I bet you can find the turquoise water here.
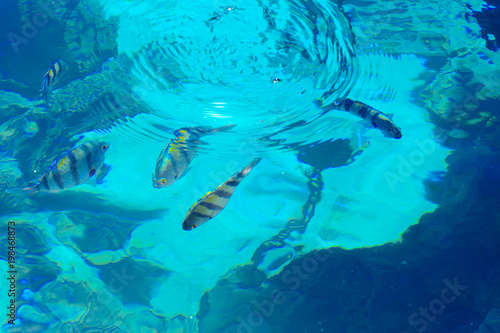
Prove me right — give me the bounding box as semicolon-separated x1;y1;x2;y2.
1;0;500;332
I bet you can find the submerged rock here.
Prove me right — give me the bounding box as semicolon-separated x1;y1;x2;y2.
87;257;171;307
423;171;446;204
476;308;500;333
197;145;500;333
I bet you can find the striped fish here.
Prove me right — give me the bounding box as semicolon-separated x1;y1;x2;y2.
182;158;261;231
152;124;236;188
9;141;109;200
41;59;68;104
335;98;402;139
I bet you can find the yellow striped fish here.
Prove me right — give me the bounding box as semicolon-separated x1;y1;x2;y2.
335;98;402;139
153;124;236;188
182;158;261;230
8;140;109;201
41;59;68;104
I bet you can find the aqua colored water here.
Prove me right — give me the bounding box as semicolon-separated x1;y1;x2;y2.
1;0;500;332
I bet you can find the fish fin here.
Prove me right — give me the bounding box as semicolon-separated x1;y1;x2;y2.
353;117;374;130
86;167;98;187
351;123;370;148
26;177;41;187
184;165;193;176
69;135;85;143
40;89;50;105
240;158;262;177
40;82;52;105
5;187;35;206
193;139;209;146
178;166;192;180
386;113;394;119
96;164;111;184
352;141;370;159
209;124;237;133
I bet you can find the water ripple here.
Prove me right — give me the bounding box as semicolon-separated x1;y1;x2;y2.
107;0;356;157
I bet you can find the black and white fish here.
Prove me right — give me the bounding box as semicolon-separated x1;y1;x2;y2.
335;98;402;139
8;140;110;201
152;124;236;188
182;158;261;231
40;59;68;104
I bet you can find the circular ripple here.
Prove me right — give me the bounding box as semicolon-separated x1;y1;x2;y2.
125;1;353;121
111;0;356;158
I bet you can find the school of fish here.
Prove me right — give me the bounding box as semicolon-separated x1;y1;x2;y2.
7;59;403;231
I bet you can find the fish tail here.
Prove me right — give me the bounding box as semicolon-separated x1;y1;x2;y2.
5;187;36;206
58;59;69;72
240;158;262;177
209;124;237;133
40;86;47;100
40;86;51;105
353;141;370;158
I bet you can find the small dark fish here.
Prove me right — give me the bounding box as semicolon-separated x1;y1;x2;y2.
335;98;402;139
206;6;238;26
40;59;68;104
152;124;236;188
182;158;261;231
8;140;109;201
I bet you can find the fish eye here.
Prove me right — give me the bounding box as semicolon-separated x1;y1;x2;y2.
192;224;197;229
101;145;108;151
161;178;166;184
